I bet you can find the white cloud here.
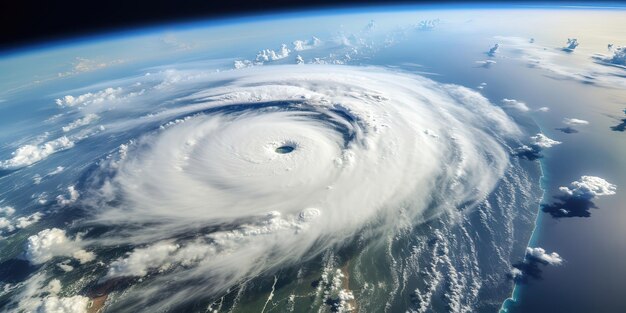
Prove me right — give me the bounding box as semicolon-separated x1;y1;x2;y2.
234;59;254;69
24;228;95;264
106;241;180;278
36;294;90;313
563;118;589;126
530;133;561;148
0;211;43;235
0;136;75;170
57;57;125;78
510;267;523;279
72;65;520;309
255;44;291;63
292;37;321;51
55;87;122;107
14;212;43;229
296;55;304;65
526;247;564;266
0;206;16;216
537;107;550;112
559;176;617;200
9;273;89;313
56;186;80;206
476;60;496;68
501;98;530;112
495;36;626;89
62;114;99;132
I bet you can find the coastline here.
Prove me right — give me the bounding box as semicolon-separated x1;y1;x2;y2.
499;126;550;313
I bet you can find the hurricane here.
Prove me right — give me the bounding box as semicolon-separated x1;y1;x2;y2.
15;65;514;311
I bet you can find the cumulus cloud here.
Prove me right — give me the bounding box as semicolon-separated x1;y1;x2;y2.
6;273;89;313
530;133;561;148
0;208;43;236
55;87;122;107
559;176;616;200
537;107;550;112
501;98;530;112
255;44;291;62
62;114;99;132
0;136;75;170
56;186;80;206
563;118;589;126
509;247;564;284
234;59;254;69
543;176;617;218
514;133;560;160
106;241;181;278
526;247;564;266
292;37;321;51
0;206;16;216
24;228;95;264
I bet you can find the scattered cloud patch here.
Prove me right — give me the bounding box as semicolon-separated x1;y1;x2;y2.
0;136;75;170
477;82;487;90
514;133;560;160
58;57;125;78
255;44;291;62
563;118;589;126
559;176;616;200
1;211;43;236
530;133;561;148
62;114;99;132
56;186;80;206
24;228;94;265
501;98;530;112
537;107;550;112
543;176;617;218
476;60;496;68
526;247;564;266
292;37;321;51
7;273;89;313
56;87;123;107
509;247;563;284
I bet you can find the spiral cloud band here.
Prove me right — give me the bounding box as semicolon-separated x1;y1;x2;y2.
80;65;521;310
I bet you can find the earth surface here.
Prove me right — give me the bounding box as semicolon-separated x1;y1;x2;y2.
0;4;625;313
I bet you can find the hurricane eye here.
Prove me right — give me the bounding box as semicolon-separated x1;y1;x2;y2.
275;145;295;154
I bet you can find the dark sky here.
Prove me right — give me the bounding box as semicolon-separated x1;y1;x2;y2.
0;1;599;51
